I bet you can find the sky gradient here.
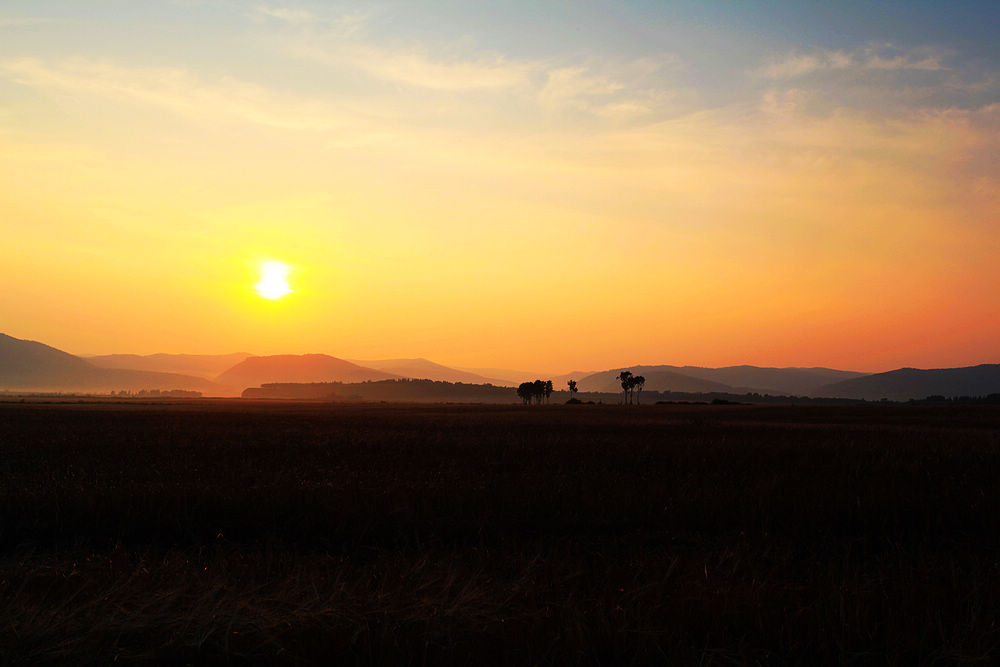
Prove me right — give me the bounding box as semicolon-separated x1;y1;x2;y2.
1;1;998;372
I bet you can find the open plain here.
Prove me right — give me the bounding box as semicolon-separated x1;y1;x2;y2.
2;399;1000;664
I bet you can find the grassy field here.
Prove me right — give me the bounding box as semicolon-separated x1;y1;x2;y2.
2;400;1000;664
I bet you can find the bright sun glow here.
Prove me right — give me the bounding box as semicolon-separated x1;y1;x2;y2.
255;261;293;300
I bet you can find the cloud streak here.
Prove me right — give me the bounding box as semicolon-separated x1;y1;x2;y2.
756;44;949;79
255;5;531;91
290;42;535;91
0;17;55;28
0;57;367;131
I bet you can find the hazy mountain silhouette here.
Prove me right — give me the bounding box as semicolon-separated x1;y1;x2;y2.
550;371;598;388
578;368;735;394
576;365;868;396
819;364;1000;401
87;352;253;378
347;358;510;385
453;366;597;388
216;354;399;388
1;333;95;387
0;333;222;393
450;367;536;384
8;332;997;401
663;365;867;395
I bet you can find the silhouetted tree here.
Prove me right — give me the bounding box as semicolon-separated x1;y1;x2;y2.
567;379;578;396
544;380;553;404
517;382;534;404
633;375;645;404
617;370;634;405
531;380;545;405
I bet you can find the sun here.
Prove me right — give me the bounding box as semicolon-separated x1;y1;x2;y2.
255;261;293;300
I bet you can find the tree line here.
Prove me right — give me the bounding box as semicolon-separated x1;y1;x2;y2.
516;380;554;404
518;374;646;405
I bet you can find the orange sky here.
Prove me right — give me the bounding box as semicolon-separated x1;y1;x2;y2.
1;3;998;373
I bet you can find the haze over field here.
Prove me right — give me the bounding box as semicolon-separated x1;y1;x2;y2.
1;2;998;374
3;332;999;401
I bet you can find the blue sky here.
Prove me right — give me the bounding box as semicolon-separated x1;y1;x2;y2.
3;2;997;114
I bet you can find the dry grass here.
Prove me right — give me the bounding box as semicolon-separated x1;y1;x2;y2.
1;401;999;664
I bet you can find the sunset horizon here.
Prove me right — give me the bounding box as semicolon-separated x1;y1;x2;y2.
64;345;1000;378
3;2;998;375
4;4;1000;662
3;325;996;377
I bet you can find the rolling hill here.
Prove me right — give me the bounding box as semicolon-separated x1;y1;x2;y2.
576;365;869;396
347;358;510;385
9;332;996;401
87;352;253;378
577;368;736;394
216;354;400;389
819;364;1000;401
664;365;868;395
0;333;223;393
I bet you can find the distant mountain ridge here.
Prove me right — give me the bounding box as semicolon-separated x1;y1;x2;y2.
575;365;868;396
0;333;222;393
577;368;734;394
820;364;1000;401
659;365;866;395
215;354;399;388
5;332;998;401
347;358;511;385
87;352;253;378
454;366;560;385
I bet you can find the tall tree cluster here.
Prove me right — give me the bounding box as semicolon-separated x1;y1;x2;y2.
616;371;646;404
517;379;554;404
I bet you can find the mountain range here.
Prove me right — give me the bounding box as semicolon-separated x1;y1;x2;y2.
1;332;998;401
86;352;253;378
347;358;510;385
215;354;399;388
575;365;867;396
819;365;1000;401
0;333;222;394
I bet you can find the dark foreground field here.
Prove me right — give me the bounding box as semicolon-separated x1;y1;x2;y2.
2;401;1000;664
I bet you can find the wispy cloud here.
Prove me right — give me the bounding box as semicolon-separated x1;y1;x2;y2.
251;5;368;34
0;57;367;131
0;16;56;28
260;6;681;105
292;41;535;91
255;6;535;91
537;63;683;122
539;67;623;110
254;6;317;25
755;44;949;79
